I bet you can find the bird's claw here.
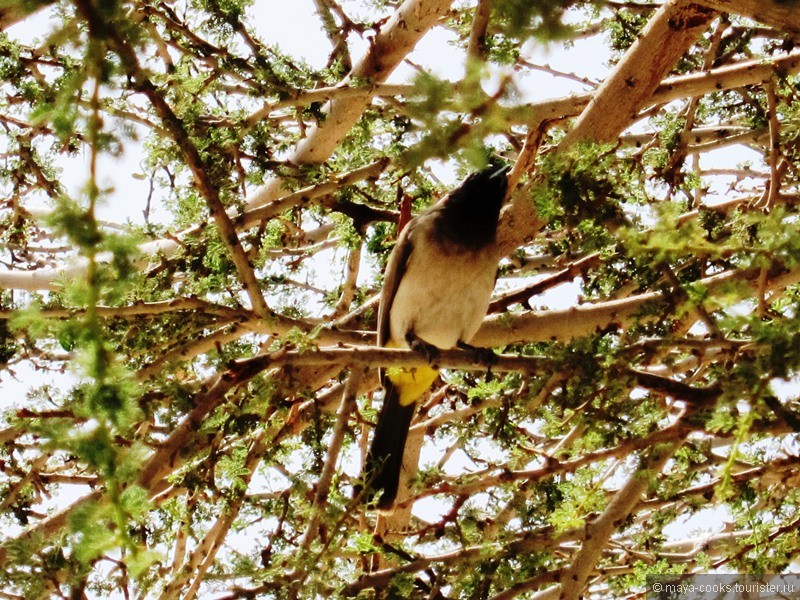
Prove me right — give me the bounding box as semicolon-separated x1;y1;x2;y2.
457;341;497;367
405;331;440;365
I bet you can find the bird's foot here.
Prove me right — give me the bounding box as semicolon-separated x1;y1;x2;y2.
405;331;440;365
457;340;498;367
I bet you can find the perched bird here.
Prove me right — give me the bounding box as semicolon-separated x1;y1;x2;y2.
360;165;509;509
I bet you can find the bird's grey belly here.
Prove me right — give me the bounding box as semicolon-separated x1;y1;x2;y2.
388;247;496;349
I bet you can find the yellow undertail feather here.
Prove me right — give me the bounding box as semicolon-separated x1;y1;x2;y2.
385;365;439;406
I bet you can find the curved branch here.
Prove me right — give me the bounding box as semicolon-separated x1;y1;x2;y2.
245;0;454;210
695;0;800;34
0;1;55;30
497;1;717;254
532;442;682;600
561;1;717;148
472;266;800;346
0;0;451;293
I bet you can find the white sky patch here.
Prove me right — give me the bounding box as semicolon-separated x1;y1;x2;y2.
2;4;797;593
251;0;335;70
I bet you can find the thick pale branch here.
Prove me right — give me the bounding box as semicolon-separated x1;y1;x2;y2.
561;0;717;148
472;265;800;346
245;84;413;125
694;0;800;34
534;442;682;600
498;0;716;253
333;242;363;317
231;345;547;374
467;0;493;60
244;0;454;210
499;50;800;127
0;1;55;29
0;297;243;321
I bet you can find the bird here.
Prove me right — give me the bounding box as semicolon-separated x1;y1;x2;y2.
359;164;509;510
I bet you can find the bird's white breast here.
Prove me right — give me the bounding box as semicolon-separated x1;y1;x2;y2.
388;223;498;350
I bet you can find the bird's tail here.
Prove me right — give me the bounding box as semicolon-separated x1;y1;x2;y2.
359;378;416;510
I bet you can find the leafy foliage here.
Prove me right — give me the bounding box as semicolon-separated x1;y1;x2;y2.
1;0;800;598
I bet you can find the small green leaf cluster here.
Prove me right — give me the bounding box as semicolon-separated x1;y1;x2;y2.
533;143;643;268
400;66;517;168
606;9;648;56
492;0;582;42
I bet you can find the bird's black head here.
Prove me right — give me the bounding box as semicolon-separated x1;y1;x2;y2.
436;165;509;249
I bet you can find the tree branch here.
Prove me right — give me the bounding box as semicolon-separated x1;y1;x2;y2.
245;0;454;209
561;1;717;147
472;265;800;346
467;0;493;61
535;442;682;600
74;0;271;319
0;1;55;30
694;0;800;34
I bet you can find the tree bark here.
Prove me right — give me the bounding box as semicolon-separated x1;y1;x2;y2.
561;0;718;148
472;266;800;346
244;0;454;209
0;1;55;30
497;0;717;255
695;0;800;34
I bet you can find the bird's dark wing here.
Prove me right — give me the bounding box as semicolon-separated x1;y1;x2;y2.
357;220;419;509
377;221;416;348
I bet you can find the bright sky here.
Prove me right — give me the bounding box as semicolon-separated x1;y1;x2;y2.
0;0;605;543
1;0;773;561
10;0;620;219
